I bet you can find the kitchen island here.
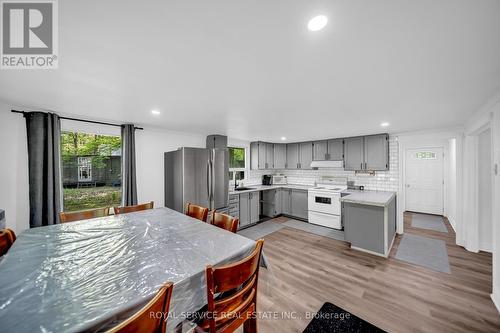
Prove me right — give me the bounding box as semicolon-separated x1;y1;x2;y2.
340;190;397;257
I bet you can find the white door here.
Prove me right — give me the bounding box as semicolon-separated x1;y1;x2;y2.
405;148;444;215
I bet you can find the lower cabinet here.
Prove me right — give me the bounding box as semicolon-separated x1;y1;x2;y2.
281;188;307;220
262;189;283;217
291;189;308;220
239;192;260;228
281;188;292;215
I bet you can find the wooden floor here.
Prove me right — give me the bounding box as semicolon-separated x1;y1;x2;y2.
250;213;500;333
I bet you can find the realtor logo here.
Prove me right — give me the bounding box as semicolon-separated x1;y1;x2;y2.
1;0;58;69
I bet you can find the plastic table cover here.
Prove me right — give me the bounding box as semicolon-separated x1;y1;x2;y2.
0;207;256;332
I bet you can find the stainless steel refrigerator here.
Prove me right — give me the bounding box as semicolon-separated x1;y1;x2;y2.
164;147;229;213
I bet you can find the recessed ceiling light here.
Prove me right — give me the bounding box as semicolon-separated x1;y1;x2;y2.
151;110;161;116
380;122;390;127
308;15;328;32
281;137;287;141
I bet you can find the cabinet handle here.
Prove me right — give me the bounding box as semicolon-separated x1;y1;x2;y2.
364;162;367;170
360;163;363;170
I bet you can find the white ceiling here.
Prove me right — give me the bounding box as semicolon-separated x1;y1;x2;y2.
1;0;500;142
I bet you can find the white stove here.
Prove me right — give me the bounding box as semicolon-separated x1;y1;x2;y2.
308;178;348;230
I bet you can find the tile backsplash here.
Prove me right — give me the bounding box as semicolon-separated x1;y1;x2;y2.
244;137;399;192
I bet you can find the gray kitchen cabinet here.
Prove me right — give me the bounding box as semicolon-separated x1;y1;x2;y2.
313;140;328;161
258;142;267;169
274;144;287;169
206;135;228;149
286;143;300;169
266;143;274;169
262;189;281;217
249;191;259;224
344;137;365;171
275;189;283;215
239;193;250;227
250;141;275;170
327;139;344;160
364;134;389;170
281;188;292;214
239;192;260;227
291;189;308;220
299;142;313;169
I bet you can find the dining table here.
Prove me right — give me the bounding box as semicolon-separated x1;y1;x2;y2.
0;207;257;332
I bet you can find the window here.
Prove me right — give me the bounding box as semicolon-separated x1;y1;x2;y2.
414;152;437;160
61;132;122;212
228;147;245;183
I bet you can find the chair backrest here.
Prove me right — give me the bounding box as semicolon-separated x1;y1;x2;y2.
0;228;16;256
210;211;239;233
114;201;154;215
107;282;173;333
204;239;264;332
185;203;209;222
59;208;110;223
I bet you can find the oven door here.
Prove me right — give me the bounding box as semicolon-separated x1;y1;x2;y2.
308;191;341;215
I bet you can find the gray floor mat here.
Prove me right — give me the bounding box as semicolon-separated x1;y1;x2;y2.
395;234;451;273
238;220;284;240
411;213;448;233
282;219;345;241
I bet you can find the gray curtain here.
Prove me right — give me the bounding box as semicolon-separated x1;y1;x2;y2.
24;112;62;228
121;124;137;206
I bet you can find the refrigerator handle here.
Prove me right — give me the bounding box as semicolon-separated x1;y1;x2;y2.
206;160;211;202
209;155;215;209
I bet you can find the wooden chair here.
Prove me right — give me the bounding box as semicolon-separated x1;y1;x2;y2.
196;239;264;333
210;211;239;233
0;228;17;256
185;203;209;222
107;282;174;333
59;207;110;223
114;201;154;215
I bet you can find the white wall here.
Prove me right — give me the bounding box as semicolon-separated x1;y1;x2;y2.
0;104;30;233
135;127;205;208
478;128;493;252
494;104;500;312
448;138;457;230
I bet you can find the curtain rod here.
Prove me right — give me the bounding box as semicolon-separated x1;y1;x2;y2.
11;110;144;130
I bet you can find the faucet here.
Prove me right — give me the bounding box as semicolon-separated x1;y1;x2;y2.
234;179;238;190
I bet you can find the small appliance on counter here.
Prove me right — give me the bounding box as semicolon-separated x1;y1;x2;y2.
262;174;272;185
272;174;287;185
347;180;364;191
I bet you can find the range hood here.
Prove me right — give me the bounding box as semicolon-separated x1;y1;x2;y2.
310;160;344;169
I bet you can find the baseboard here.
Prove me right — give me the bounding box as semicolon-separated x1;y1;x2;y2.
446;216;457;233
491;292;500;313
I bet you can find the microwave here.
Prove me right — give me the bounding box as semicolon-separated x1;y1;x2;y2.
272;175;287;185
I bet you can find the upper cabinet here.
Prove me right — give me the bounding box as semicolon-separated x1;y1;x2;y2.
274;144;287;169
250;141;275;169
286;142;312;169
313;140;328;161
364;134;389;170
327;139;344;160
286;143;300;169
251;133;388;171
344;137;365;171
344;134;389;171
299;142;313;169
313;139;344;161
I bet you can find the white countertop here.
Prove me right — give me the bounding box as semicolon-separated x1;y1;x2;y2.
229;184;312;195
340;189;396;207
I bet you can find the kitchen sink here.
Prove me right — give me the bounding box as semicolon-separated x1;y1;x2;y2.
234;187;255;191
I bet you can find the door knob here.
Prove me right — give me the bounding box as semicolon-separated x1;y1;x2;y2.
406;184;410;188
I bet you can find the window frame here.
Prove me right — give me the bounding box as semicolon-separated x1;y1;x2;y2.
228;146;246;185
